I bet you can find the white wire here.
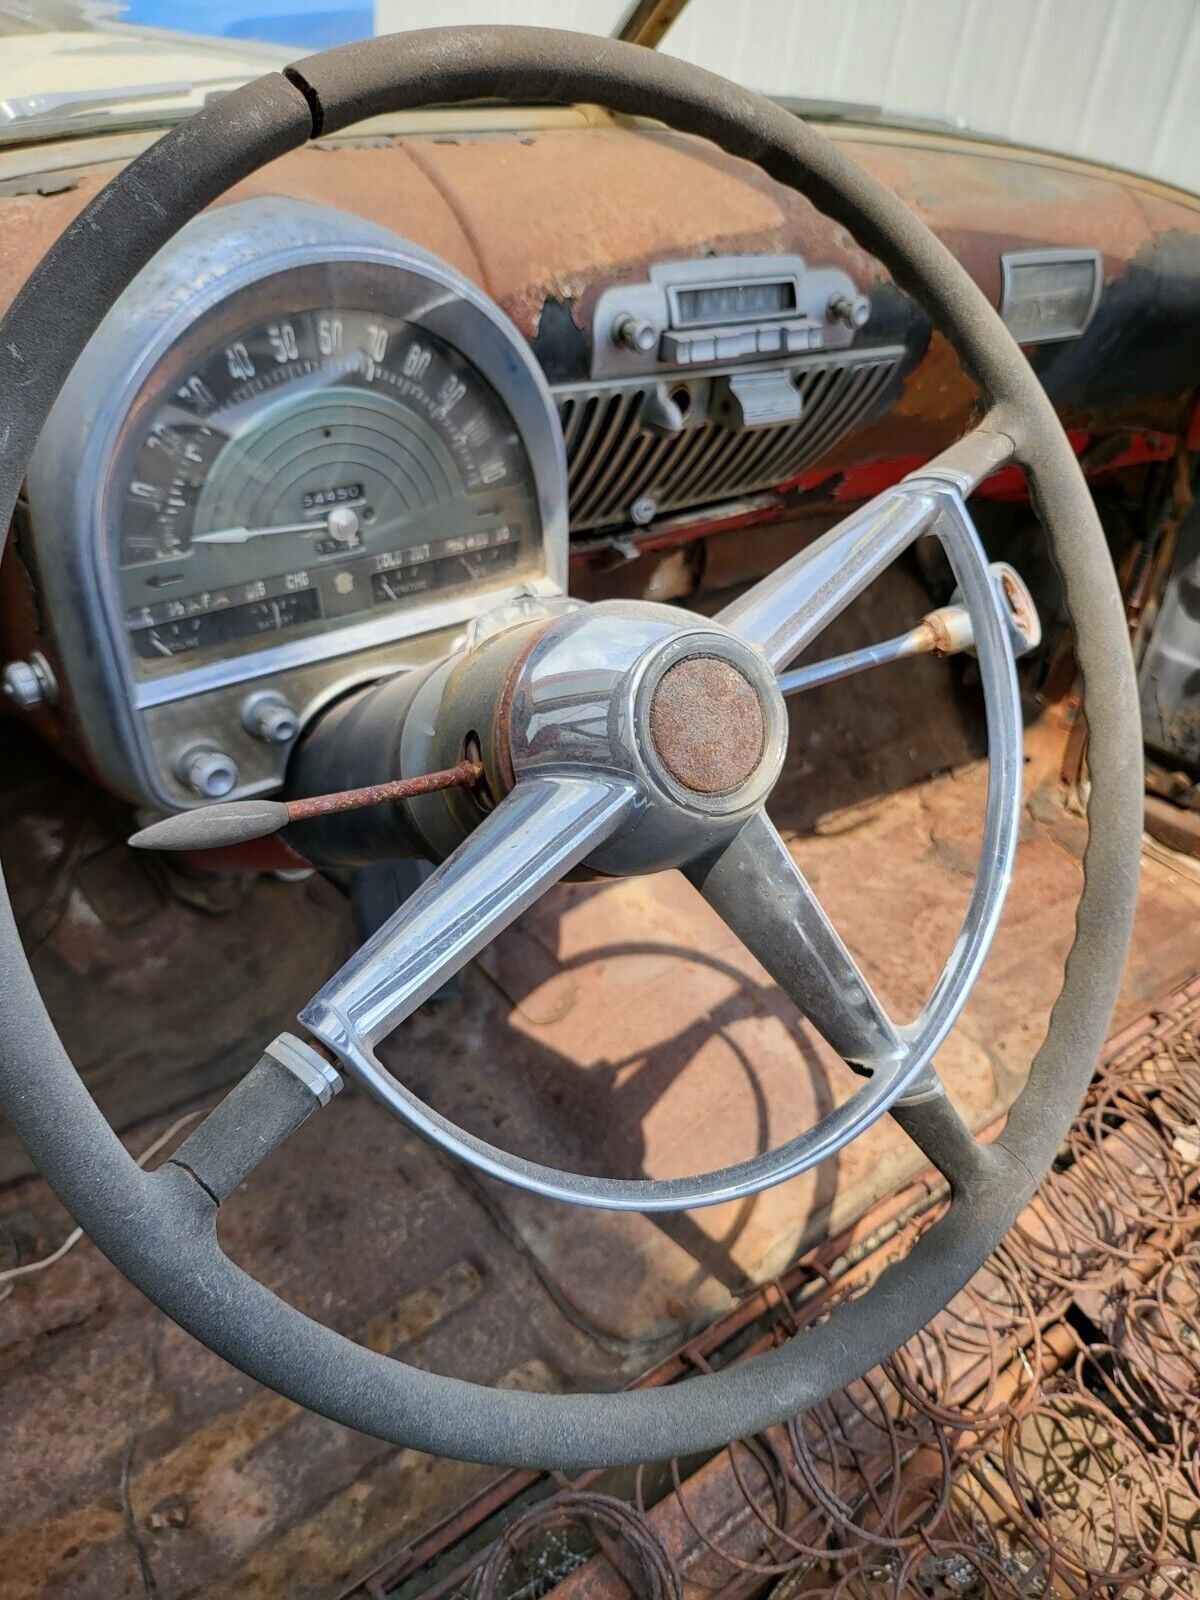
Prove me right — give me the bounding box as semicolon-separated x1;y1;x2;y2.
0;1104;210;1302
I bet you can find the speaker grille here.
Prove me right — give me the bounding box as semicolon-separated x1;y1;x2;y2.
556;349;903;534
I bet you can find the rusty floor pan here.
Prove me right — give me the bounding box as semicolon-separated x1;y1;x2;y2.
1;758;1197;1599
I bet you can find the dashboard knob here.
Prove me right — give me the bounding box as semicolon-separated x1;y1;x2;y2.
612;312;658;354
1;651;57;712
242;691;300;745
179;748;239;799
827;292;870;330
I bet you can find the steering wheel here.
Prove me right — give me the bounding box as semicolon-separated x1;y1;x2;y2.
0;27;1141;1470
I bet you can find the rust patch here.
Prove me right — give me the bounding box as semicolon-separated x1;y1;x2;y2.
999;564;1039;645
1144;793;1200;860
649;656;764;794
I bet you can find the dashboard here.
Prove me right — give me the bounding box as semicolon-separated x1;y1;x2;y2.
2;116;1199;813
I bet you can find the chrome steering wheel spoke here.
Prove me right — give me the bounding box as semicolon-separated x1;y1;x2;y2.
301;773;636;1055
716;481;941;671
717;425;1016;670
687;808;904;1070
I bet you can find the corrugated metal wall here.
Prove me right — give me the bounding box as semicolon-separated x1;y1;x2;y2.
660;0;1200;194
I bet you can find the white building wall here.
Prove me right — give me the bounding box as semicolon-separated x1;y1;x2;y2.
375;2;628;40
660;0;1200;195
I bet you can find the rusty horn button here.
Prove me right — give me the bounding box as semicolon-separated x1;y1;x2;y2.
648;655;766;795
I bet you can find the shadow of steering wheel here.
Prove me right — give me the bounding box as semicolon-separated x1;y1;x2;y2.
395;910;849;1300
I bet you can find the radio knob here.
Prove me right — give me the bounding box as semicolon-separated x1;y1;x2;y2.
828;292;870;330
612;312;658;354
179;748;239;799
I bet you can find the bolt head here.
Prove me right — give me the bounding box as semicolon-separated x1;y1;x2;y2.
2;660;43;712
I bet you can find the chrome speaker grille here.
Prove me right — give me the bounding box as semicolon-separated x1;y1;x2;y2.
555;348;904;534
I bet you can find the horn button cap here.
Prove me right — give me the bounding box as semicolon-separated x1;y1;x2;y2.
649;655;765;795
501;601;787;875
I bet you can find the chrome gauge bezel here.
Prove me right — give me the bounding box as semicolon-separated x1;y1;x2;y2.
27;197;568;808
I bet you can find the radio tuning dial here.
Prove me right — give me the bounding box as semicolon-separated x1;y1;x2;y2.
828;292;870;330
612;312;658;354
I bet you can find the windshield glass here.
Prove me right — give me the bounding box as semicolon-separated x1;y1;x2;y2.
0;1;628;145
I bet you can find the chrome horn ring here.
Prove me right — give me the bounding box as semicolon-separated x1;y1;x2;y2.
300;439;1023;1211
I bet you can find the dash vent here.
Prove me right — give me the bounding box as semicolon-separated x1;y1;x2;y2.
555;348;903;534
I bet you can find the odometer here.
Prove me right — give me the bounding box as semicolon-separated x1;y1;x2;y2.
114;281;541;674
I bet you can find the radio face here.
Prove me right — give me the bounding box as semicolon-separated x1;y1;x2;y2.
590;254;869;381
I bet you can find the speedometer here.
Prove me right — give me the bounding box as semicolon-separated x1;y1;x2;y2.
27;199;567;809
119;290;537;674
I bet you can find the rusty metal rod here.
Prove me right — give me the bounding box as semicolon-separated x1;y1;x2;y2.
284;759;484;820
128;760;484;853
777;608;974;697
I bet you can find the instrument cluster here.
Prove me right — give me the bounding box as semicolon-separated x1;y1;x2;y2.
26;198;567;808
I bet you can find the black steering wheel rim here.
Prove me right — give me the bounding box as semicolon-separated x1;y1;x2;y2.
0;26;1141;1470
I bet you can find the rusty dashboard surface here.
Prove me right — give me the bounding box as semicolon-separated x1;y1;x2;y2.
2;116;1199;454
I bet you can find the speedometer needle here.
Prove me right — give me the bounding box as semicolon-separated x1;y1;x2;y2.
191;506;362;545
191;520;315;545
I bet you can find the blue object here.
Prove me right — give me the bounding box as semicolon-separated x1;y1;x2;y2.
120;0;374;50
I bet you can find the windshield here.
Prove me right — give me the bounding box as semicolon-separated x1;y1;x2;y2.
3;0;1197;197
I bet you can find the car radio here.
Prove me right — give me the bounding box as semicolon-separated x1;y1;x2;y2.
591;253;869;380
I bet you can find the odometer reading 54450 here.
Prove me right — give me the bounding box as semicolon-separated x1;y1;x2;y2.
114;287;540;674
